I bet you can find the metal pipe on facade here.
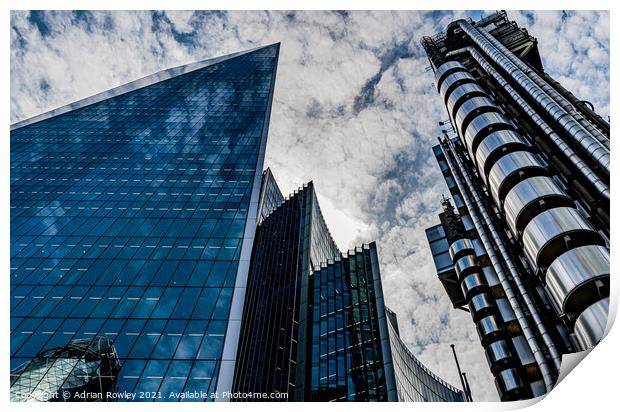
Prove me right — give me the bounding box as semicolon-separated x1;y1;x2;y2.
439;137;557;392
451;20;610;176
444;47;609;201
445;135;563;374
476;28;610;148
539;72;610;137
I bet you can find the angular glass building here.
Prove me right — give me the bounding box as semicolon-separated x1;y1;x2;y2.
10;44;280;401
421;11;610;400
233;176;465;402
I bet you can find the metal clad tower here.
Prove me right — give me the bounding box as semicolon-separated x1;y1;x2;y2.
422;11;609;400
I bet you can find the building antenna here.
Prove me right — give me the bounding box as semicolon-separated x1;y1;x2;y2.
450;344;471;401
462;372;474;402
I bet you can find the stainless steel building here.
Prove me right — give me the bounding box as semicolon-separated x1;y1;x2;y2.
422;11;609;400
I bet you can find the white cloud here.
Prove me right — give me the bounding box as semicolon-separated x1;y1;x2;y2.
164;10;195;33
512;10;610;117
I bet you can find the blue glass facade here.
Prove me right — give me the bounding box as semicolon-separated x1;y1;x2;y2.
10;44;280;401
309;243;397;401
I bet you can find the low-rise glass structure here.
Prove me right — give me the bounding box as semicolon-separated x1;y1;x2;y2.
10;336;120;402
385;308;465;402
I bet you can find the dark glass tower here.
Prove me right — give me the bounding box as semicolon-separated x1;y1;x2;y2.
233;181;341;400
422;11;609;400
10;44;280;401
234;176;465;402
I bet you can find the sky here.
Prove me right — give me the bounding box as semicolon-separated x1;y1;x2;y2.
10;10;610;401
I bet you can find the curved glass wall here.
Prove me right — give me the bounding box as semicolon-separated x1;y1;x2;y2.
385;309;465;402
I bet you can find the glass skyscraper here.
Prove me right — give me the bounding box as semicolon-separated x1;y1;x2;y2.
233;175;465;402
422;11;609;400
256;168;284;225
10;44;280;401
11;35;470;403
